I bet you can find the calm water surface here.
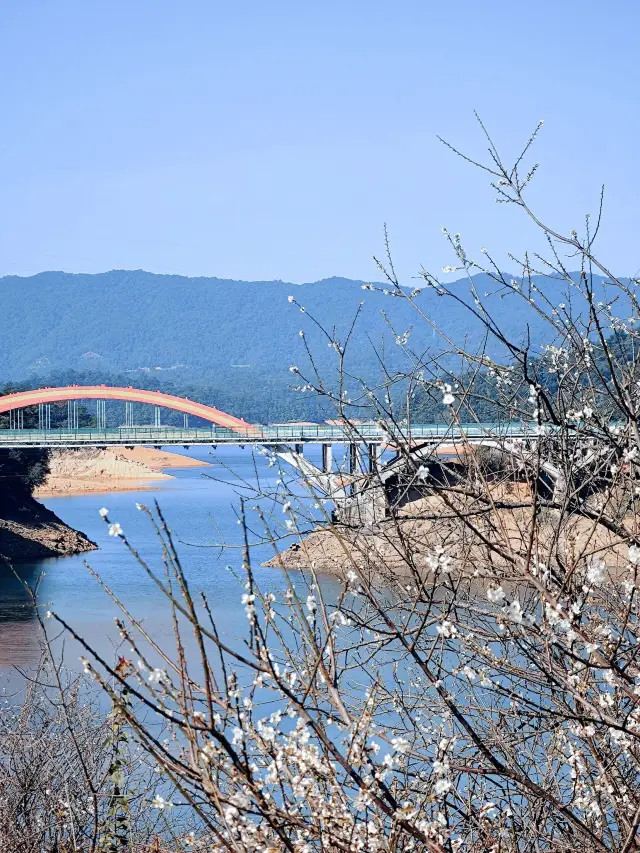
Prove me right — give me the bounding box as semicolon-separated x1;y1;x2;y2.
0;445;342;675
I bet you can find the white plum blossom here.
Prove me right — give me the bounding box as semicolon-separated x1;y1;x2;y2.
487;585;506;605
98;507;109;517
287;295;295;303
586;557;606;586
504;600;523;624
108;523;123;537
151;795;173;810
391;736;409;754
432;758;449;775
629;545;640;565
425;545;452;574
442;384;455;406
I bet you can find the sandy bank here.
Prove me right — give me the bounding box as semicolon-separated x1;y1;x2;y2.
115;446;210;470
34;447;208;498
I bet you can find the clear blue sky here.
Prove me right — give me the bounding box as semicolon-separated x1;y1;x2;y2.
1;0;638;283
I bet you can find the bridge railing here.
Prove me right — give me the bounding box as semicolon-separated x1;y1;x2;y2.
0;422;544;446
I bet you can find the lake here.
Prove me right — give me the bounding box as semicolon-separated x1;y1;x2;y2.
0;445;344;676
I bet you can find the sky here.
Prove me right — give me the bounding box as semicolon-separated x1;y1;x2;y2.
1;0;639;284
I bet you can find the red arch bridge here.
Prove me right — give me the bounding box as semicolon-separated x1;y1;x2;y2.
0;385;533;481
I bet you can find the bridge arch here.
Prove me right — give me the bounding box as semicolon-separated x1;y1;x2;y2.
0;386;253;433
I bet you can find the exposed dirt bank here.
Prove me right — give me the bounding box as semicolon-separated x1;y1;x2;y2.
0;495;96;561
34;447;208;498
115;447;210;470
263;484;631;579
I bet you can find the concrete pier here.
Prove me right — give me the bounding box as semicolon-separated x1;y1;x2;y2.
321;443;333;473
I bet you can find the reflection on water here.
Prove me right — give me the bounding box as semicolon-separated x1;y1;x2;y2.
0;560;42;669
0;559;39;622
0;445;339;675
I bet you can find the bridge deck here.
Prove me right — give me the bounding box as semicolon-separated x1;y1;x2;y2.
0;424;537;449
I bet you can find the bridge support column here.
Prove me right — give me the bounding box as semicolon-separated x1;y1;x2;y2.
368;442;382;473
154;406;161;427
183;413;189;428
321;443;333;473
348;443;363;474
294;443;304;456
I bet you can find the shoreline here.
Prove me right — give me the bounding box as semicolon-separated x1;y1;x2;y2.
35;478;170;499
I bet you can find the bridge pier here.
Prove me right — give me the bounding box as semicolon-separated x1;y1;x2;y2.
154;406;161;427
321;443;333;473
348;443;364;474
368;442;382;473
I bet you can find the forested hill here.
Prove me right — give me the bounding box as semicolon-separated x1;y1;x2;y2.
0;269;612;390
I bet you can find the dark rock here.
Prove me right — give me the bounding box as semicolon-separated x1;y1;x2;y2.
0;496;96;561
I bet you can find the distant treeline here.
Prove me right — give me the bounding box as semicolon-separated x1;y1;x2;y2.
1;328;632;432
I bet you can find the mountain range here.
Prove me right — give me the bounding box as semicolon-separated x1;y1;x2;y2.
0;269;617;421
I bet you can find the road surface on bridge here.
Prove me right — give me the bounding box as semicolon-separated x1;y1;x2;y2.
0;423;538;449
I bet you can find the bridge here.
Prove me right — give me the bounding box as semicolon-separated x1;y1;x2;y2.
0;382;542;504
0;385;549;522
0;386;535;450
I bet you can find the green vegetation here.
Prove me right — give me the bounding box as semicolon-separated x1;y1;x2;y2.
0;270;620;401
0;448;49;507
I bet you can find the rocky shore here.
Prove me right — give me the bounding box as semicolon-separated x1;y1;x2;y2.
0;495;96;561
0;447;209;561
